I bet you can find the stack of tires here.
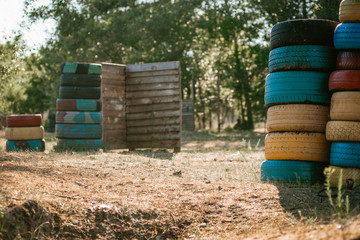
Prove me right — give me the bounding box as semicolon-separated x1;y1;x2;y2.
262;19;338;183
326;0;360;189
55;63;103;150
5;114;45;152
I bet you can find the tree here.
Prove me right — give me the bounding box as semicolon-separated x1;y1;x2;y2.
0;36;28;114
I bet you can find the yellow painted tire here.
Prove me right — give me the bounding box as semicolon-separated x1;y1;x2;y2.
5;126;44;140
330;92;360;121
326;120;360;142
339;0;360;23
324;166;360;189
265;132;330;162
266;104;329;133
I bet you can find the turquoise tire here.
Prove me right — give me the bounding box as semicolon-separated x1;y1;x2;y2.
261;160;326;183
265;71;330;107
330;142;360;168
269;45;335;73
334;23;360;50
6;139;45;152
55;124;102;139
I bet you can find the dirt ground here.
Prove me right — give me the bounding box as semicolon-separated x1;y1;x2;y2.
1;129;360;240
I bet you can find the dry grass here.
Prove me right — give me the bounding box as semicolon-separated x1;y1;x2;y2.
1;129;360;239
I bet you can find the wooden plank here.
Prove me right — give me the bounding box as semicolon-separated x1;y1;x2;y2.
102;73;126;81
127;70;179;78
104;130;127;138
102;110;126;117
102;87;126;93
126;83;179;92
126;61;179;73
101;63;126;73
103;116;126;124
102;90;127;98
126;96;180;106
101;80;126;87
102;103;126;111
102;97;126;103
127;103;180;113
103;124;126;130
126;117;180;127
126;75;179;85
127;140;180;149
127;125;180;134
127;110;180;120
126;89;180;99
127;133;180;142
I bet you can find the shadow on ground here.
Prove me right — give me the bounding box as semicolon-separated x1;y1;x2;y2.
276;183;360;222
119;149;175;160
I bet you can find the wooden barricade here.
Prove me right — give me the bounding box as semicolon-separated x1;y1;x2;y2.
126;61;182;152
101;63;127;149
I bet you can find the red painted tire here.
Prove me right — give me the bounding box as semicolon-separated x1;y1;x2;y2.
329;70;360;91
6;114;42;127
337;51;360;70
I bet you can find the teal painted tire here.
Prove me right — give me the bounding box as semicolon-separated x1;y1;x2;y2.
56;139;102;150
261;160;326;183
60;74;101;87
61;62;102;75
56;99;101;111
330;142;360;168
56;111;102;124
334;23;360;49
265;71;330;107
269;45;335;73
55;124;102;139
6;139;45;152
59;86;101;99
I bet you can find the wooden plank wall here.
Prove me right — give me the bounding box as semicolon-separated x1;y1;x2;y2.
182;99;195;131
126;61;182;151
101;63;127;149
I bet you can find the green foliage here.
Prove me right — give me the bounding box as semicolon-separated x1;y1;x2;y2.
325;168;350;222
15;0;341;129
0;36;28;114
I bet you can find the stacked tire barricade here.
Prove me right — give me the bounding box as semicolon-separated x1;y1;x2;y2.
5;114;45;152
55;63;103;150
325;0;360;188
262;19;338;183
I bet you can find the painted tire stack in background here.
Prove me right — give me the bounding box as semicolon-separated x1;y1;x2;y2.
55;63;103;150
262;19;338;183
5;114;45;151
326;0;360;189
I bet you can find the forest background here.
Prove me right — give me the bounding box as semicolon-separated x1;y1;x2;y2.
0;0;341;131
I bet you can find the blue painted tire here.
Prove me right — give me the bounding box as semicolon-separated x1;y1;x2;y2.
261;160;326;183
334;23;360;49
330;142;360;168
265;71;330;106
6;139;45;152
56;99;101;111
61;62;102;75
56;111;102;124
269;45;335;73
57;139;102;150
55;124;102;139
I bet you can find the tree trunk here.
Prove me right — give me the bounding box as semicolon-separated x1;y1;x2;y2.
217;72;221;132
243;79;254;130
